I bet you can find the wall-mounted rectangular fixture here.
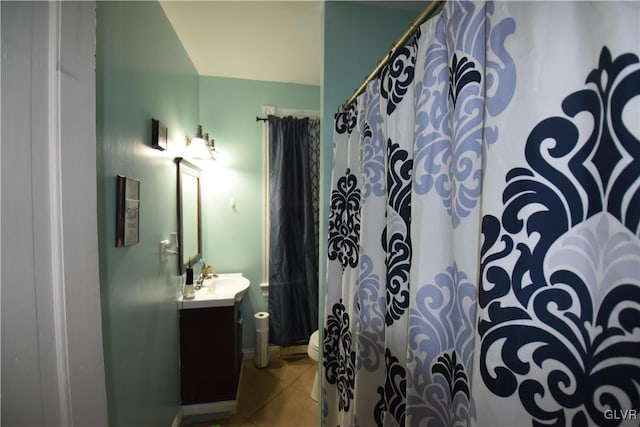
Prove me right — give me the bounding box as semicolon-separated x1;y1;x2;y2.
151;119;168;150
115;175;140;247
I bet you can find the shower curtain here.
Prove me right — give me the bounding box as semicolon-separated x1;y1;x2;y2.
324;1;639;426
268;115;320;346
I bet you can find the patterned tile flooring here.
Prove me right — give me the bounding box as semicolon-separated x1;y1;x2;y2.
185;354;319;427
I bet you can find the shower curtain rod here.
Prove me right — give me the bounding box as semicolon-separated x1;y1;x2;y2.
342;0;444;111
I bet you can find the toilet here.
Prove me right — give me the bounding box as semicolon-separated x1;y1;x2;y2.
307;330;320;401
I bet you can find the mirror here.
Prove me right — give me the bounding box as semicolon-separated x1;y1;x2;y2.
176;157;202;274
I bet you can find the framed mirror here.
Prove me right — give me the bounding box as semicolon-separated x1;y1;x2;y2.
176;157;202;274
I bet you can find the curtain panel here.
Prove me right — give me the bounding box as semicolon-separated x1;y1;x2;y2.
268;115;320;346
324;1;639;426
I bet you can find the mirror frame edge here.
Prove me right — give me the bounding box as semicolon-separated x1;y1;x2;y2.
175;156;202;275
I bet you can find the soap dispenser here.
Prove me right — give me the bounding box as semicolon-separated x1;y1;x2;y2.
183;262;195;300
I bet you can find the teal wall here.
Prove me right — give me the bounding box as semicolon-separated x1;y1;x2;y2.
319;1;418;329
199;76;320;351
96;2;198;426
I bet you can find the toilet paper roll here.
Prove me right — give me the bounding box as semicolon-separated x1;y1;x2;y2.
254;312;270;368
254;311;269;331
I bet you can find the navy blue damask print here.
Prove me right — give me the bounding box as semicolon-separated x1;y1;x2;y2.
448;54;481;107
381;46;416;115
324;300;356;412
374;388;386;427
384;138;412;326
411;26;422;50
374;348;407;427
328;169;362;270
432;351;470;401
479;47;640;426
335;102;357;135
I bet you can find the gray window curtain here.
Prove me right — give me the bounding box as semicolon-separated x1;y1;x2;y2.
268;115;320;346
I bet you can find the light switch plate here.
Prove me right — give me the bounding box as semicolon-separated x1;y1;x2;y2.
160;240;170;262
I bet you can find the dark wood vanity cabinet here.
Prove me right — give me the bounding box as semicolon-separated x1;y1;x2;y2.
179;304;243;405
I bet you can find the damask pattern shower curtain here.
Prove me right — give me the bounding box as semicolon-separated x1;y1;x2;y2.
324;1;639;426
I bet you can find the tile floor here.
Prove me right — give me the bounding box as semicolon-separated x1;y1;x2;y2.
185;353;319;427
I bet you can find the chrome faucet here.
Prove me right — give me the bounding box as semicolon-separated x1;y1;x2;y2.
194;273;206;290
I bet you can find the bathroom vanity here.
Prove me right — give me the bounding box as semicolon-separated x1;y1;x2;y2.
178;274;250;416
179;303;243;404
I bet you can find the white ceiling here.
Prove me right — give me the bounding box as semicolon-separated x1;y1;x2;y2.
160;1;428;86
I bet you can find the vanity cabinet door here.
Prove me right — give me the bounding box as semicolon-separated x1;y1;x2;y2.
179;306;239;404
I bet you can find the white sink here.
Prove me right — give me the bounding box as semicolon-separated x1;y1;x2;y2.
179;273;250;309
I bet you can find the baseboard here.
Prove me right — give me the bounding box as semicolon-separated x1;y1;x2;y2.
182;400;237;418
171;407;182;427
279;344;308;358
242;345;280;360
242;344;309;359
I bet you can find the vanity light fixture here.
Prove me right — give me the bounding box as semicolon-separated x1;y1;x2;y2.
207;135;221;160
204;132;221;161
186;125;216;161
